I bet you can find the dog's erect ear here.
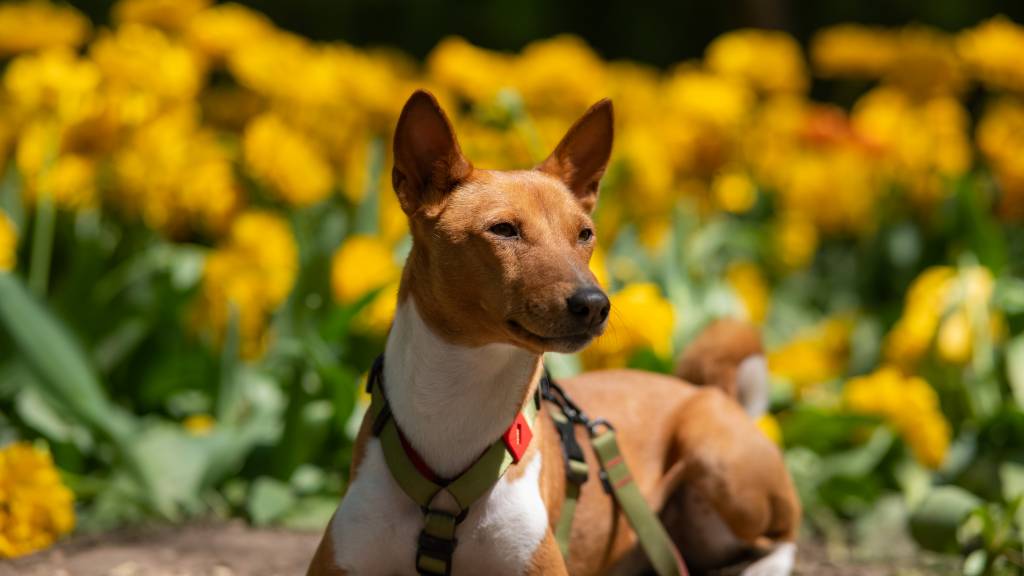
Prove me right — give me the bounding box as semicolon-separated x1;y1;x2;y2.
392;90;473;215
537;99;614;213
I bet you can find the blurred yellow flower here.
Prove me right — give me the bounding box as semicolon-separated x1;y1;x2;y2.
844;366;951;469
330;235;400;306
90;24;204;126
705;29;807;94
113;110;241;236
243;113;334;207
353;280;400;336
756;414;782;445
427;37;514;103
852;87;970;210
712;169;757;213
583;282;674;369
4;48;101;125
774;212;818;270
515;35;607;116
885;266;1002;367
768;315;853;394
957;16;1024;93
15;120;97;209
113;0;211;32
0;211;16;272
182;414;215;436
589;244;610;289
812;24;964;98
0;1;91;56
726;261;770;324
977;98;1024;221
194;211;298;358
811;24;897;79
0;442;75;558
186;3;275;62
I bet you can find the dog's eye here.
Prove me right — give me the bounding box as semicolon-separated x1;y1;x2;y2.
489;222;519;238
578;228;594;242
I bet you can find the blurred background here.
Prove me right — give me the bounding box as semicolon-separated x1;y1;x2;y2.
0;0;1023;573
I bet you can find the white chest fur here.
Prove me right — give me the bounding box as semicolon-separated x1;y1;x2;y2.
327;300;549;575
329;439;547;575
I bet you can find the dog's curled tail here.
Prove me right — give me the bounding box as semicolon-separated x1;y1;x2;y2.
675;319;770;417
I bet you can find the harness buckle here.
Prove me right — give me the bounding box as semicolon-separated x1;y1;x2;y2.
418;530;458;558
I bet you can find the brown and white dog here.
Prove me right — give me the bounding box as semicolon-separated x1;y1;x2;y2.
308;91;800;576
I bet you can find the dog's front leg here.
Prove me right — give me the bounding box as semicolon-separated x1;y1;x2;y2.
525;531;569;576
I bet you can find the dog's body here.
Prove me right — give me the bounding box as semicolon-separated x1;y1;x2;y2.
309;92;800;575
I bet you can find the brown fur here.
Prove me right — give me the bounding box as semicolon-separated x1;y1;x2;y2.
676;319;764;398
309;91;800;576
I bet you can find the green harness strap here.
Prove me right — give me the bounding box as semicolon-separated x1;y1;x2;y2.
590;425;686;576
544;378;688;576
368;359;540;576
368;356;685;576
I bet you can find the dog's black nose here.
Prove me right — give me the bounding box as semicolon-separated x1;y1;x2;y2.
567;287;610;325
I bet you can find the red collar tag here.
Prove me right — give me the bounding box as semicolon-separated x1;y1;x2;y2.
503;412;533;463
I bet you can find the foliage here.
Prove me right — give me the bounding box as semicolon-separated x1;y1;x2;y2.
0;0;1023;569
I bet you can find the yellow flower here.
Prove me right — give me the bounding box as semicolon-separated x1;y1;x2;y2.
113;110;241;236
0;1;91;56
4;48;101;126
774;213;818;270
884;266;1001;368
194;211;298;358
0;211;17;272
705;29;808;94
90;24;203;126
514;36;607;116
757;414;782;445
353;280;400;336
957;16;1024;93
0;442;75;558
15;120;97;210
852;87;970;210
768;316;853;394
843;367;951;469
427;37;514;103
812;24;964;98
113;0;211;31
182;414;215;436
583;283;674;369
243;113;334;207
726;262;770;324
712;169;757;214
977;98;1024;221
330;235;400;306
589;244;610;289
186;3;275;62
811;24;898;79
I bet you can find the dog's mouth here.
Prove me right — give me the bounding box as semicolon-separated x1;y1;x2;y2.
506;319;600;353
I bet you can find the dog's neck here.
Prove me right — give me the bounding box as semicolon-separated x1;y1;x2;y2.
382;298;542;478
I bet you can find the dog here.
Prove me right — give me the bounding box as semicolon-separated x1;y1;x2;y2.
308;90;800;575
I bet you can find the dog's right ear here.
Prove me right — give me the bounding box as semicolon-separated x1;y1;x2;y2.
392;90;473;215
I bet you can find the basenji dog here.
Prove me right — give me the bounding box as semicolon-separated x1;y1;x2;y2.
308;90;800;576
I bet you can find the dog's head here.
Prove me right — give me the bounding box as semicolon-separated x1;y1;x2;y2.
393;90;613;354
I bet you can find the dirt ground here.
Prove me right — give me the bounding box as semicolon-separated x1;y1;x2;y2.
2;522;953;576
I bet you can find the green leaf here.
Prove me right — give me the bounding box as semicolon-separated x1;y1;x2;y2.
0;274;135;441
279;495;338;531
0;274;169;514
1007;336;1024;411
910;486;983;553
248;477;296;526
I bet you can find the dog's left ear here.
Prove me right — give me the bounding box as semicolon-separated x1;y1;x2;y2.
537;99;614;213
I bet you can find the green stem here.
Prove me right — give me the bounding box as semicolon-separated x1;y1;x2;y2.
28;192;55;296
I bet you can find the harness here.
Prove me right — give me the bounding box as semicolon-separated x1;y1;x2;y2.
366;356;688;576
